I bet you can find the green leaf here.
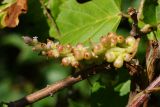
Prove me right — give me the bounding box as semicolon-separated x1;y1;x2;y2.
91;81;128;107
48;0;66;19
50;0;121;45
0;0;16;28
43;0;66;39
1;0;15;4
143;0;157;25
69;99;86;107
144;0;160;40
114;80;130;96
156;4;160;23
156;1;160;40
0;11;6;28
91;82;105;93
115;0;121;9
121;0;141;12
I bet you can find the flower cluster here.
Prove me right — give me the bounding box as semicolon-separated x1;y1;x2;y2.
23;32;136;68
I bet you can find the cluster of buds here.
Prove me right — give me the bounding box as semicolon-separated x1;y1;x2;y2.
23;32;137;68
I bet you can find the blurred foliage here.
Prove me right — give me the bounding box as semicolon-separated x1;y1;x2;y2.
0;0;160;107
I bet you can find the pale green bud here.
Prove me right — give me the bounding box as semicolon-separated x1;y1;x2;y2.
125;46;134;53
105;51;116;62
108;47;125;53
113;55;124;68
123;53;131;62
117;35;124;44
125;36;135;46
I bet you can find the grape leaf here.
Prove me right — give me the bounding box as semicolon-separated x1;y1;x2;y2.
50;0;121;45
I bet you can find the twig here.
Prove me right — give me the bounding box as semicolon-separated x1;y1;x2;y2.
128;7;140;38
128;75;160;107
39;0;61;39
127;7;149;107
6;63;112;107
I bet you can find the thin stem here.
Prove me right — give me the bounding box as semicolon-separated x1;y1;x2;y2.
7;63;112;107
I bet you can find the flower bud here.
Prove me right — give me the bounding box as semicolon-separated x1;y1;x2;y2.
117;35;124;44
91;52;98;58
58;45;72;56
105;51;116;62
125;46;134;53
33;36;38;44
57;45;64;52
100;36;110;47
93;43;105;55
71;60;79;68
76;43;84;50
113;55;124;68
84;51;92;60
108;47;125;53
125;36;135;46
110;36;117;47
107;32;117;38
46;39;54;49
47;49;59;58
123;53;131;62
73;50;84;60
32;44;44;51
22;36;33;45
62;57;71;66
41;51;46;55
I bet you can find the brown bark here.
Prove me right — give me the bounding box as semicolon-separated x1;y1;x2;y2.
7;63;112;107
